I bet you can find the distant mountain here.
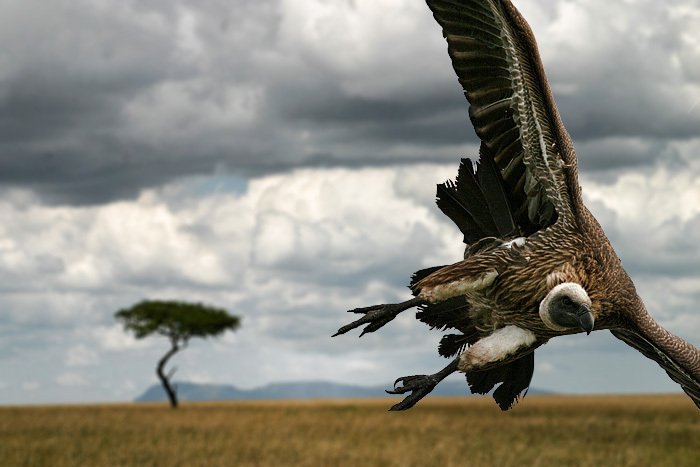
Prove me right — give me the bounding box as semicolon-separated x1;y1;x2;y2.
135;380;552;402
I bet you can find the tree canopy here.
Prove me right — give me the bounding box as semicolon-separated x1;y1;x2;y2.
115;300;240;344
115;300;241;408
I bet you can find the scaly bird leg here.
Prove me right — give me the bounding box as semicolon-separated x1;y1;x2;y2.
386;358;459;411
332;297;424;337
387;326;539;411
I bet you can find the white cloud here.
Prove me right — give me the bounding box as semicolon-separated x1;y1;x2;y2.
535;361;557;375
179;370;213;385
583;168;700;278
277;0;448;98
583;167;700;225
22;382;40;391
88;325;152;352
0;0;699;404
56;372;88;387
65;345;99;368
517;0;700;141
1;159;698;403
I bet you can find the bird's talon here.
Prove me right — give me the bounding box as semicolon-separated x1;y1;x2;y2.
334;298;422;337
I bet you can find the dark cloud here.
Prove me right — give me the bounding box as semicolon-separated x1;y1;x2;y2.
619;214;700;278
1;0;697;205
575;138;680;173
1;1;698;405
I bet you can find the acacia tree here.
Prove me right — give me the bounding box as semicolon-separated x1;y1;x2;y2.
115;300;240;409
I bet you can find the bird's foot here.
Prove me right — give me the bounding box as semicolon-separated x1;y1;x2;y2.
385;359;459;411
386;374;439;411
332;297;422;337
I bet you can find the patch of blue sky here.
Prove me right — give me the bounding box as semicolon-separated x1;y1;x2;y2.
186;173;249;197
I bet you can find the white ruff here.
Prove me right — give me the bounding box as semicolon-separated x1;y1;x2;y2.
539;282;591;331
458;325;536;372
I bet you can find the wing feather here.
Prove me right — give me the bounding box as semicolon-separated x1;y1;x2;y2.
427;0;584;233
611;329;700;409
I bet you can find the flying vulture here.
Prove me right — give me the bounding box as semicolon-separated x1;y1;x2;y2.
333;0;700;411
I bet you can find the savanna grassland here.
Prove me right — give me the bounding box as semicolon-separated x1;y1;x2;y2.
0;395;697;467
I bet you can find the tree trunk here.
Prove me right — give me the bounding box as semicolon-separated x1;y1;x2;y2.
156;340;180;409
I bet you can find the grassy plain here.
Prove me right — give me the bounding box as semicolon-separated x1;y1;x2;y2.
0;395;698;467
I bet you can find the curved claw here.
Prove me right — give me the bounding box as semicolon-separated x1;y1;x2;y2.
386;374;438;411
384;359;460;411
332;298;423;337
331;305;391;337
387;375;436;394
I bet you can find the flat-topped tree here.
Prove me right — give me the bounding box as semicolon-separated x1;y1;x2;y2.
115;300;240;408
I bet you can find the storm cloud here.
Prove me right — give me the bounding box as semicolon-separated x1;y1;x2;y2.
0;0;699;404
1;0;699;204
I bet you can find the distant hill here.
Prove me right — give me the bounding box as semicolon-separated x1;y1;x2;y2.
135;380;552;402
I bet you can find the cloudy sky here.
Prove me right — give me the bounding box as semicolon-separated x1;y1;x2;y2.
1;0;699;405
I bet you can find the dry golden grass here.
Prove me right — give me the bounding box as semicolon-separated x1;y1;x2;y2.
0;395;698;467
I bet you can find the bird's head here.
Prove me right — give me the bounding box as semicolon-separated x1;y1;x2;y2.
539;283;594;335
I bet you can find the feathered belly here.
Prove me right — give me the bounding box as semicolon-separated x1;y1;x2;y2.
466;294;539;334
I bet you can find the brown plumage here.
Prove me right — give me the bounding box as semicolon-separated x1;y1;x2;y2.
334;0;700;411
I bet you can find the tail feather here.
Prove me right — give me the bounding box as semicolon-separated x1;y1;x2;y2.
467;352;535;411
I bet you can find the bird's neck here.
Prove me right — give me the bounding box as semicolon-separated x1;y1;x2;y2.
630;301;700;381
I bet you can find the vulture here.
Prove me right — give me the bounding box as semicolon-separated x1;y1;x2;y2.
333;0;700;411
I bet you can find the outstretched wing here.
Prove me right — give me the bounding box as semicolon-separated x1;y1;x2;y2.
428;0;585;235
611;329;700;409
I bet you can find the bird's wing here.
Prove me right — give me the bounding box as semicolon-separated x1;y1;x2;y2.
428;0;585;236
611;329;700;409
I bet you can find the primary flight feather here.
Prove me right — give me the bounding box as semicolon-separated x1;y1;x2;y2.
334;0;700;411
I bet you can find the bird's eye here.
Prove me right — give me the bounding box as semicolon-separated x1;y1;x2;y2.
562;297;573;306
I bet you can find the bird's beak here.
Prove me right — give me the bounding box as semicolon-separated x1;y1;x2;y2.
576;306;594;335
